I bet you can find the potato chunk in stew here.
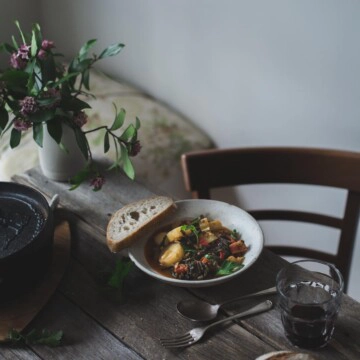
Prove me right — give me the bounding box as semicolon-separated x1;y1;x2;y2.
147;216;248;281
159;242;185;267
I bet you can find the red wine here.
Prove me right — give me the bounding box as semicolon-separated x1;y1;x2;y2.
281;281;340;349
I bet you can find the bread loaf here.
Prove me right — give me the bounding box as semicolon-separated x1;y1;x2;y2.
106;196;176;252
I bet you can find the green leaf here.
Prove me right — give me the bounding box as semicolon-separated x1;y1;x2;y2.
37;97;58;107
0;107;9;132
1;70;29;92
27;74;36;94
33;122;43;147
82;69;90;90
33;330;63;347
120;143;135;179
11;35;18;49
216;260;244;276
107;258;133;289
10;128;21;148
28;110;55;123
68;57;79;78
41;55;57;84
61;97;91;112
49;72;79;88
0;69;28;81
33;23;42;44
71;58;93;73
110;107;126;131
135;116;141;130
25;59;37;93
119;124;136;142
180;224;199;244
8;328;63;347
2;115;15;134
69;166;91;190
78;39;97;60
100;257;133;303
14;20;26;44
54;107;70;118
30;29;38;57
74;127;89;160
47;118;63;144
104;132;110;153
99;43;125;59
108;164;119;171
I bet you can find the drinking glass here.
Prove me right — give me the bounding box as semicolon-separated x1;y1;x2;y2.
276;260;343;349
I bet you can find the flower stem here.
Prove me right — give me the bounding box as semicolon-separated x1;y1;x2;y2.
83;125;108;134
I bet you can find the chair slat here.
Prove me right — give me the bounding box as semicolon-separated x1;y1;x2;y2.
249;210;343;228
266;246;337;264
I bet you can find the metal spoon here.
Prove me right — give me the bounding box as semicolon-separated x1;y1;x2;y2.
177;286;277;321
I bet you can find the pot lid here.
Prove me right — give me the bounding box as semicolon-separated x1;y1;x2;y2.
0;183;47;259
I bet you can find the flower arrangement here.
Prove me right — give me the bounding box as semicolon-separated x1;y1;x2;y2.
0;21;141;190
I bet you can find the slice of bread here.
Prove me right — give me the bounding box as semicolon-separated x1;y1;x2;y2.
106;196;176;252
256;352;317;360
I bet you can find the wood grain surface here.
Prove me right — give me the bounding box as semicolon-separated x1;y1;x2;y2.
4;166;359;360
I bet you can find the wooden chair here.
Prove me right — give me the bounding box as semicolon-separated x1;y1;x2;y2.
181;147;360;292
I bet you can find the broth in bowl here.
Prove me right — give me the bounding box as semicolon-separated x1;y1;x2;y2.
129;199;263;288
145;216;248;281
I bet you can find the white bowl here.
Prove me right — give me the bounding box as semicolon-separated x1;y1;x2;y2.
128;199;264;288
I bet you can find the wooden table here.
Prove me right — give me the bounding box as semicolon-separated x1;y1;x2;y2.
5;165;360;359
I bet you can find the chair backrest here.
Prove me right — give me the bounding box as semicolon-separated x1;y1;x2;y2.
181;147;360;292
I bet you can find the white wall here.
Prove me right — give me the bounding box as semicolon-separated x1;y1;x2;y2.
38;0;360;152
1;0;360;299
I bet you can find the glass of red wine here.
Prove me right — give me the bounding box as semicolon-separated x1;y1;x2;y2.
276;260;344;349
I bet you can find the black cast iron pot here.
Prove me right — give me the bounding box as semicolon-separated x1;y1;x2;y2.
0;182;58;302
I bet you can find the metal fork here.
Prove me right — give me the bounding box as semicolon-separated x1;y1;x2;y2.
160;299;273;348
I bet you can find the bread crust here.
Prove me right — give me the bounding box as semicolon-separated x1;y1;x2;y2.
106;196;176;252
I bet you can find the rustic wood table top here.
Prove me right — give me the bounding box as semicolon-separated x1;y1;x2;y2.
4;165;360;360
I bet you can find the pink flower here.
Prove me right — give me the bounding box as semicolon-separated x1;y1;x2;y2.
10;52;27;69
41;40;55;50
13;118;32;131
73;111;88;128
37;49;47;60
18;44;31;60
90;175;105;191
20;96;38;115
129;140;142;157
38;40;55;59
9;44;31;69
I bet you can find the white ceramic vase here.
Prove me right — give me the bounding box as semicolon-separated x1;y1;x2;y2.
38;124;87;181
